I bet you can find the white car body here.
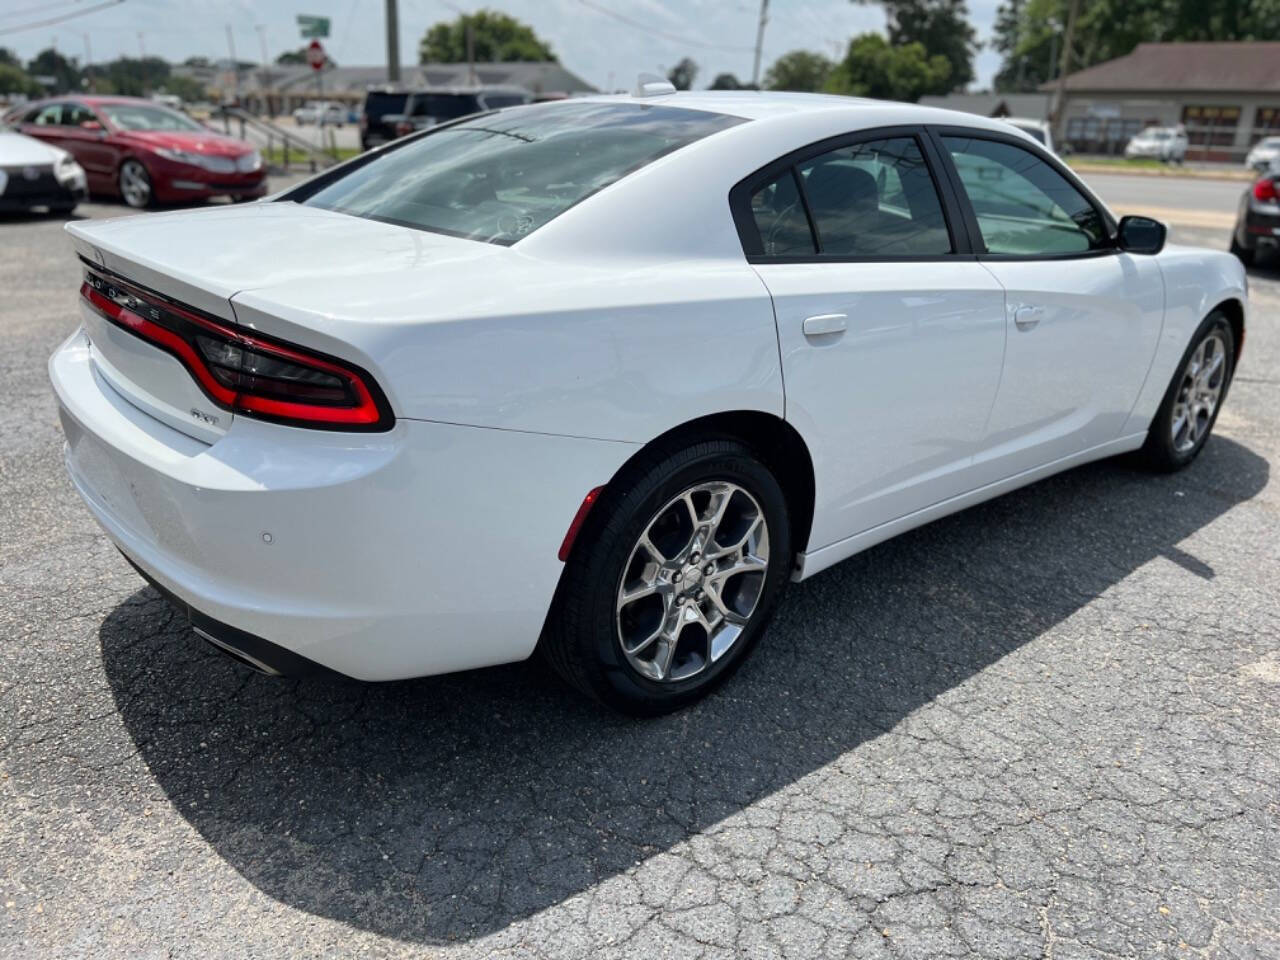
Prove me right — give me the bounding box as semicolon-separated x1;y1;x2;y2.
1246;136;1280;172
293;101;344;126
1125;126;1188;162
0;128;87;207
50;92;1247;682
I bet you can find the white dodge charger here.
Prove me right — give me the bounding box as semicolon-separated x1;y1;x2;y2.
50;91;1247;713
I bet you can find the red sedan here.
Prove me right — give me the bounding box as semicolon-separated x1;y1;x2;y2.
5;96;267;208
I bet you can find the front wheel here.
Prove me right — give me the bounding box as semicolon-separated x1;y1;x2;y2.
118;159;153;209
542;439;792;714
1140;313;1235;471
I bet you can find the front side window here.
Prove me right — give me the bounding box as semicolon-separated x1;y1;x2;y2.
300;102;742;245
943;135;1108;256
795;136;951;257
62;103;96;127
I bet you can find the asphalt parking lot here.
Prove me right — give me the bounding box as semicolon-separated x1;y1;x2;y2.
2;182;1278;959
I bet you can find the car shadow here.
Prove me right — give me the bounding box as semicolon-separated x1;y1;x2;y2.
98;436;1268;944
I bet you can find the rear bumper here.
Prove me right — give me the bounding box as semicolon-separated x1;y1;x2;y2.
1238;207;1280;251
50;328;635;680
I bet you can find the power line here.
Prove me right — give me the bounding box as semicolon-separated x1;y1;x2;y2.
574;0;756;54
0;0;124;37
0;0;88;23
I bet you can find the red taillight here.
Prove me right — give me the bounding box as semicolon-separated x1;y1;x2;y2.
80;269;393;431
394;120;412;137
1254;177;1278;202
558;486;603;562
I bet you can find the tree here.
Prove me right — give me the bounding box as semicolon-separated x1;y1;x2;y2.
419;11;556;64
26;47;81;93
0;62;41;97
88;57;171;97
992;0;1280;92
709;72;749;90
854;0;976;91
764;50;834;92
159;74;207;103
183;56;212;68
667;57;698;90
824;32;952;102
276;47;337;67
0;47;21;68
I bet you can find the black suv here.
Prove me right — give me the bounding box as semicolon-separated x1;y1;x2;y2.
361;87;532;149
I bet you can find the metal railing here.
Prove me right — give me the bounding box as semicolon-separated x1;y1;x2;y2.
210;105;342;173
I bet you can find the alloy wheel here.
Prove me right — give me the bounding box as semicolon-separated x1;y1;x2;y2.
1171;332;1227;454
119;160;151;208
616;481;770;683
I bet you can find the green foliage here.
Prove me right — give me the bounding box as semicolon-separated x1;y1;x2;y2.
993;0;1280;92
419;10;556;64
0;47;21;68
709;72;748;90
854;0;976;90
276;47;337;67
26;47;81;93
0;62;41;97
667;57;698;91
825;33;952;102
87;57;171;97
764;50;834;92
158;74;206;103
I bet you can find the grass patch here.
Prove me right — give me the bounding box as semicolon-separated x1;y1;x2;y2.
263;146;361;167
1067;154;1167;170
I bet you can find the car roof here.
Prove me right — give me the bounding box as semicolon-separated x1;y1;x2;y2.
564;90;1030;135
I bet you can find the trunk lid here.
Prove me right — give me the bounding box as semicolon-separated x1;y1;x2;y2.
66;202;501;441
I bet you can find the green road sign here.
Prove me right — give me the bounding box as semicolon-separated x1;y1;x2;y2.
297;14;330;38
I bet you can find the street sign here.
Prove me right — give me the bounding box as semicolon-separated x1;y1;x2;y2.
297;14;330;38
306;39;326;71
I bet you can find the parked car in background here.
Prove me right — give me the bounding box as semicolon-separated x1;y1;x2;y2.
293;101;345;126
0;123;87;214
1003;117;1055;154
1231;170;1280;265
359;88;410;150
50;94;1246;713
385;87;532;140
5;96;265;208
1125;126;1188;163
1245;136;1280;173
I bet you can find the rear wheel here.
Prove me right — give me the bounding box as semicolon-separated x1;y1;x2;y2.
543;439;792;715
1141;312;1235;471
118;159;153;209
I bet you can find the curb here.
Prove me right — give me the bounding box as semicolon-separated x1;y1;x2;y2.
1069;163;1255;183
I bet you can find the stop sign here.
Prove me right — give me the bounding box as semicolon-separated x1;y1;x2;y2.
306;40;325;71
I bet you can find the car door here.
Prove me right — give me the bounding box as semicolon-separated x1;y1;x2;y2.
934;129;1164;484
18;102;64;146
55;102;116;187
735;128;1008;550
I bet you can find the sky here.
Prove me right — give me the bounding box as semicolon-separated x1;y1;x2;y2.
0;0;1005;92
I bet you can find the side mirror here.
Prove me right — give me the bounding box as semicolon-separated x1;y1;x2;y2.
1116;214;1166;255
80;119;103;132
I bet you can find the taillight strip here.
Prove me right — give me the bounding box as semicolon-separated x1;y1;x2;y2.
79;268;393;431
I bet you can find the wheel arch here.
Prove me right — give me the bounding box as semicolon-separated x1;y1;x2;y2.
1211;297;1245;360
594;410;816;561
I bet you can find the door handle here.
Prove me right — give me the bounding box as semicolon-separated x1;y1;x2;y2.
1013;305;1045;331
802;313;848;337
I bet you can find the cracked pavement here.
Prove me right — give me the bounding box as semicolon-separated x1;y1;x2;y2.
2;190;1279;959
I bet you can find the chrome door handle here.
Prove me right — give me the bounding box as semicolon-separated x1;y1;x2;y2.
1013;305;1045;331
802;313;847;337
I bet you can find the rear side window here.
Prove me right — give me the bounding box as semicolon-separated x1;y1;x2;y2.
745;135;951;258
943;135;1107;255
301;102;742;245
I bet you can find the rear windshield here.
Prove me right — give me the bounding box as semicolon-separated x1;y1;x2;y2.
300;101;743;245
363;91;409;120
409;93;482;120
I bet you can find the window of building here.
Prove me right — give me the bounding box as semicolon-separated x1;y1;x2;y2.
1253;107;1280;145
1181;105;1240;147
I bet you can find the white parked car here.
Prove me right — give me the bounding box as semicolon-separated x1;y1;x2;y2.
1125;126;1188;162
0;126;87;214
50;92;1247;713
292;101;344;126
1245;136;1280;173
1003;116;1055;154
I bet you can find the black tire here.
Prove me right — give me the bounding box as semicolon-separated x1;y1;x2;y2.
1140;312;1235;471
1230;233;1256;266
117;159;153;209
542;438;792;715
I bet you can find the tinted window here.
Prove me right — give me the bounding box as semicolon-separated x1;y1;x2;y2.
302;102;742;244
31;104;62;125
363;91;408;120
62;103;96;126
750;170;815;255
481;93;531;110
944;136;1107;255
409;93;483;121
796;136;950;256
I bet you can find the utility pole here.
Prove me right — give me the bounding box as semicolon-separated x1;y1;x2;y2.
385;0;401;83
254;24;270;116
466;20;476;86
138;31;148;95
226;24;239;103
750;0;769;88
1051;0;1079;144
83;33;94;93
